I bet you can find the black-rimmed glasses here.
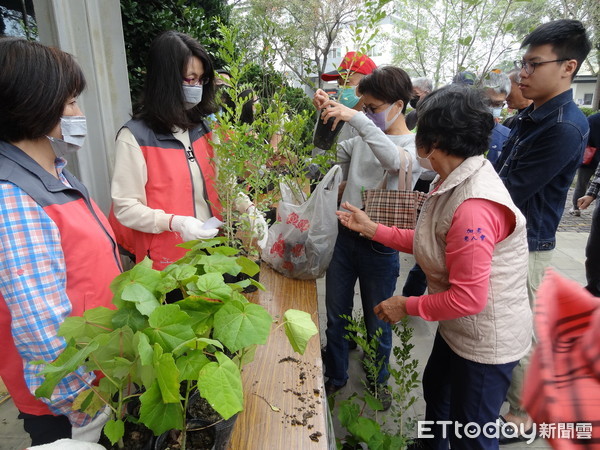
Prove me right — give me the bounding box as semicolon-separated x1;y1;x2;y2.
513;59;569;75
183;77;210;86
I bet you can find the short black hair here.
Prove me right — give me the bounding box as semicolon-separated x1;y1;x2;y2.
416;85;494;158
521;19;591;78
134;31;218;133
357;66;413;114
0;37;86;142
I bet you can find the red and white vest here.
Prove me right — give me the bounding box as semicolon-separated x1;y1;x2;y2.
109;119;222;270
0;143;122;416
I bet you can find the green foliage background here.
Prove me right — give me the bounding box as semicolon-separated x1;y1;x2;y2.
119;0;232;102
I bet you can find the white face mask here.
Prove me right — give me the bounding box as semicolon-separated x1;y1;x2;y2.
383;103;403;131
489;106;502;119
47;116;87;158
182;84;203;109
416;148;436;171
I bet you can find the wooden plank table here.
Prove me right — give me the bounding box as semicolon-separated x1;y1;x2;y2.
228;265;329;449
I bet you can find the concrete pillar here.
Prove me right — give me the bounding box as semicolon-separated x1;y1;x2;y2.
32;0;131;213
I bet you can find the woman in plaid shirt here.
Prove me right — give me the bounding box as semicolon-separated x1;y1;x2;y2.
0;38;122;445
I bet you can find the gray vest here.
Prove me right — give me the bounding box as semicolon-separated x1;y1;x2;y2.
414;156;532;364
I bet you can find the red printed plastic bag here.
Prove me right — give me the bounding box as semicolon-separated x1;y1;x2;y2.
262;165;342;279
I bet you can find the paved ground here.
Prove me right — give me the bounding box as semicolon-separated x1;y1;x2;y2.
316;185;594;450
0;186;594;449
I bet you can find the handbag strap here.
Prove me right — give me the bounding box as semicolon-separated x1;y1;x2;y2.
396;146;414;191
375;145;414;191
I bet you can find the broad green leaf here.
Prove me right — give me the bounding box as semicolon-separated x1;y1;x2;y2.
176;296;222;333
162;263;197;281
232;344;257;367
153;349;180;403
98;377;119;404
144;304;195;353
83;307;116;326
364;391;384;411
348;417;380;444
156;274;178;295
176;350;210;381
35;342;99;398
208;245;239;256
195;273;233;301
138;363;155;389
177;236;225;250
111;356;135;379
235;256;259;276
57;317;88;342
139;381;183;435
231;291;249;303
367;431;389;450
121;283;160;317
198;253;241;276
213;300;272;352
112;304;148;332
283;309;318;355
197;352;243;420
338;399;361;428
196;338;223;349
110;258;161;304
72;389;105;416
247;278;265;291
104;419;125;445
59;307;115;342
134;332;153;366
90;327;135;368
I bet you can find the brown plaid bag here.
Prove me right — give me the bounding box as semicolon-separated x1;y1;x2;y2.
361;147;428;229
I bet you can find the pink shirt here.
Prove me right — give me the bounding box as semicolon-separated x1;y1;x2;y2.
373;198;515;321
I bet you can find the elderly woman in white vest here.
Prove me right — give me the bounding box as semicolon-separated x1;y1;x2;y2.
336;85;532;450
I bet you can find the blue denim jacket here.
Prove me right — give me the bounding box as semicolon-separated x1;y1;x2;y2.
495;89;589;251
486;122;510;165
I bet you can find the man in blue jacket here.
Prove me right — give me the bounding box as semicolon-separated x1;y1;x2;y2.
576;112;600;297
495;19;591;442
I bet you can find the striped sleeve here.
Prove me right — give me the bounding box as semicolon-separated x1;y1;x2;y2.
0;182;93;426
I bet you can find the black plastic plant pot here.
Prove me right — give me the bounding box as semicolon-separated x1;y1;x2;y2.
99;421;154;450
222;268;260;293
313;113;344;150
186;391;239;450
154;422;216;450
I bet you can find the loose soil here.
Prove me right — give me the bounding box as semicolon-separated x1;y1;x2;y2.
187;392;221;424
155;428;214;450
276;354;324;443
98;421;154;450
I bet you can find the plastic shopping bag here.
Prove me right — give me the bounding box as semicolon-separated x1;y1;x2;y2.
262;165;342;279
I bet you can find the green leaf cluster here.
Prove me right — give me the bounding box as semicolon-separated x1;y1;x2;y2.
119;0;231;101
34;240;317;447
208;23;319;254
334;316;419;449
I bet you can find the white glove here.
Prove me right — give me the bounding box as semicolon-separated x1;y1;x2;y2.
233;192;253;212
71;406;110;443
171;215;219;242
28;439;105;449
246;205;269;249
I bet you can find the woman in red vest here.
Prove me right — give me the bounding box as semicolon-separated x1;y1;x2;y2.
109;31;267;274
0;38;122;445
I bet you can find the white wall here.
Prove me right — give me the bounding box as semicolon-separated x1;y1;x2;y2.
572;82;596;106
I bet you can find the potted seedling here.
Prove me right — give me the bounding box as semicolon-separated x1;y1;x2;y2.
35;238;318;449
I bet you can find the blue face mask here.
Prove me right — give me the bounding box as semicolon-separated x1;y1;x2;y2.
338;86;361;108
